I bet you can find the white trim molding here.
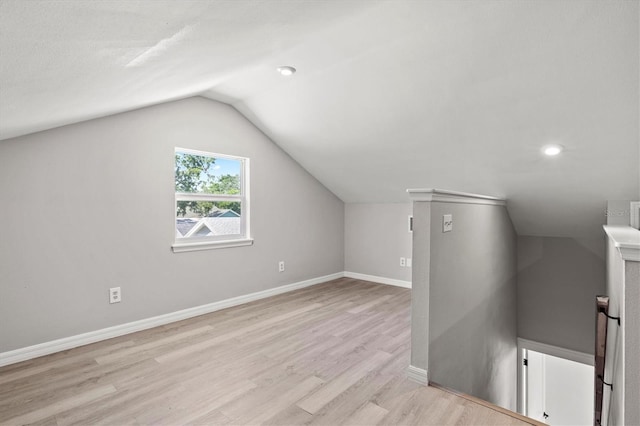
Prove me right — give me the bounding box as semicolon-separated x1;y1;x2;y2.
344;271;411;289
603;225;640;262
517;338;594;366
407;365;429;385
172;238;254;253
0;272;343;367
406;188;506;206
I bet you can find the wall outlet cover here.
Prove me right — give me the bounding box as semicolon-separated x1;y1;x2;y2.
109;287;121;304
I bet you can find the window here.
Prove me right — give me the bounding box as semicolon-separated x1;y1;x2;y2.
172;148;252;252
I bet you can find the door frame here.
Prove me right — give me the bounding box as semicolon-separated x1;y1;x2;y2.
517;338;594;415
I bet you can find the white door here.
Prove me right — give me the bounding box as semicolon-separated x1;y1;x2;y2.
525;350;546;422
525;349;594;425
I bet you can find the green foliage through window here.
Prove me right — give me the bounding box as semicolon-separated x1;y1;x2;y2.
175;152;242;217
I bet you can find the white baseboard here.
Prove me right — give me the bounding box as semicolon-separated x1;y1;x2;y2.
344;271;411;289
0;272;343;368
407;365;428;385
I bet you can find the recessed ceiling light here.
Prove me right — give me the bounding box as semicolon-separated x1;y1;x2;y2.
542;144;564;156
277;66;296;76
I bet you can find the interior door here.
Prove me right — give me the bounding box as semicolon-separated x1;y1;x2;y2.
543;353;593;425
524;349;594;425
525;349;546;422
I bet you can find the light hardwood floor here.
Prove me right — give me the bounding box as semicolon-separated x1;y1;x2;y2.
0;278;538;425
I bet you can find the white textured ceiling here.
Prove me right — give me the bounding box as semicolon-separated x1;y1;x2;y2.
1;0;638;240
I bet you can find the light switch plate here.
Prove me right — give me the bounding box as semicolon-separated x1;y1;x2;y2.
443;214;453;232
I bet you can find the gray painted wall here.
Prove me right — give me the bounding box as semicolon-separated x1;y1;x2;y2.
344;203;412;282
603;235;640;426
411;200;518;411
0;97;345;352
603;236;623;425
410;202;431;371
429;202;518;411
517;236;606;354
607;200;632;226
623;261;640;426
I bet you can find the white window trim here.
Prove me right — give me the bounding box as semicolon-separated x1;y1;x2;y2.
172;238;253;253
172;148;252;253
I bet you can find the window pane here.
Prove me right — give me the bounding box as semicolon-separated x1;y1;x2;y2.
176;201;242;238
175;152;241;195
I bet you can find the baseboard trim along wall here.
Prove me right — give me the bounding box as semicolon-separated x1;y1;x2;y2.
407;365;429;385
1;271;411;367
0;272;343;367
344;271;412;289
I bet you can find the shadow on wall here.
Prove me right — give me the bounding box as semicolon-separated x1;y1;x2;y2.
429;277;518;410
517;236;606;355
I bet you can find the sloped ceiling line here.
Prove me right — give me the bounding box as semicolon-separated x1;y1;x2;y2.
0;0;638;240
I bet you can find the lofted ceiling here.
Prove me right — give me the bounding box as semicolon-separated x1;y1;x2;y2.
1;0;638;240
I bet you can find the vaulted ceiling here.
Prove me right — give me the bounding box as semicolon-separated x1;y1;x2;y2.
1;0;638;240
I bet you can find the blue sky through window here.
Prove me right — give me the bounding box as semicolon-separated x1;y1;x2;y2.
209;157;240;179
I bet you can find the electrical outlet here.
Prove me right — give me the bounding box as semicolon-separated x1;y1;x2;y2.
406;258;412;267
400;257;406;267
443;214;453;232
278;261;285;272
109;287;121;304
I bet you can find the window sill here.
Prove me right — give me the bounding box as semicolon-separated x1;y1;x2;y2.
172;238;254;253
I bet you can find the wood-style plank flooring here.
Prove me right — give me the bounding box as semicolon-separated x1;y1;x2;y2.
0;278;536;425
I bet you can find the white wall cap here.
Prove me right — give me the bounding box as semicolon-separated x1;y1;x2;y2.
406;188;506;206
603;225;640;262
